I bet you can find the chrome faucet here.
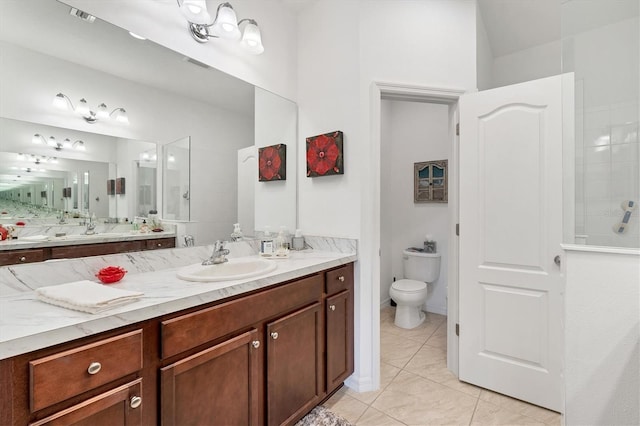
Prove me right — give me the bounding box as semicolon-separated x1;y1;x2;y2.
84;215;96;235
202;240;230;265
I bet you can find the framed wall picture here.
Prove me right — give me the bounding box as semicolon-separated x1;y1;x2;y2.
107;179;115;195
258;144;286;181
116;177;126;195
414;160;448;203
306;130;344;177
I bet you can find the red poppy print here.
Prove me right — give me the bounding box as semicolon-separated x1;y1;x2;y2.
306;131;344;177
258;144;286;181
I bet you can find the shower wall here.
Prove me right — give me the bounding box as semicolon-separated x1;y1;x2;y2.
562;1;640;248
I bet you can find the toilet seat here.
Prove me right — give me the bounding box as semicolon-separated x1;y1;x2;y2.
392;279;427;292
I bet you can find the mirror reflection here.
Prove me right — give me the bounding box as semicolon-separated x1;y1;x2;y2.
0;0;297;247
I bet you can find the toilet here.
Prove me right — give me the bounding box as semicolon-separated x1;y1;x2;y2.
389;249;441;329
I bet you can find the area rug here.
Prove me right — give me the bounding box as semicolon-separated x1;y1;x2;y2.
295;406;353;426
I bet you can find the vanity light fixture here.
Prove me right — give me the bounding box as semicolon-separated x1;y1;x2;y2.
32;134;86;152
52;93;129;124
177;1;264;54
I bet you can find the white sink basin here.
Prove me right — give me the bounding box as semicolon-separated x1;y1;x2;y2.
177;257;277;282
21;234;50;241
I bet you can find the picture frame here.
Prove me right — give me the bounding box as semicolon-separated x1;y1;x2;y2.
107;179;115;195
258;144;286;181
116;177;125;195
414;160;448;203
306;130;344;177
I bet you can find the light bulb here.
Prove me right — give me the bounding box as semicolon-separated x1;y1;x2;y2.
47;136;58;147
212;3;240;40
62;138;73;149
52;93;68;110
75;98;90;116
32;134;43;144
180;0;211;25
241;21;264;54
96;103;109;119
114;108;129;124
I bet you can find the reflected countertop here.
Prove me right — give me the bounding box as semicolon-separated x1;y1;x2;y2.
0;237;358;360
0;230;176;251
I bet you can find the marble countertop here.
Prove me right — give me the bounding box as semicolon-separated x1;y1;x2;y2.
0;230;176;251
0;239;357;360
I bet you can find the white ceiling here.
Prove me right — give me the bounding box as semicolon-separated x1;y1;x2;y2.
478;0;639;58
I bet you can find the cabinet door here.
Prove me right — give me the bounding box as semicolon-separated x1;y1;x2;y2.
160;329;261;426
326;290;354;393
29;379;142;426
267;303;322;426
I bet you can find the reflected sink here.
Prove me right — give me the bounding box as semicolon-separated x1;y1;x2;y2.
177;257;277;282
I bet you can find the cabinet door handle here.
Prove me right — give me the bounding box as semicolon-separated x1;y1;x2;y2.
157;243;162;247
19;256;26;262
252;340;260;348
130;396;142;409
270;332;279;340
338;275;345;282
329;305;336;311
87;362;102;375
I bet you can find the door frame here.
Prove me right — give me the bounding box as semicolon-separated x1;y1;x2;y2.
370;82;467;376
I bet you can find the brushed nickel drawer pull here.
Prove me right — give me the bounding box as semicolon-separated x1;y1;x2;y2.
329;305;336;311
87;362;102;375
252;340;260;348
19;256;26;262
338;275;345;282
130;396;142;409
270;332;279;340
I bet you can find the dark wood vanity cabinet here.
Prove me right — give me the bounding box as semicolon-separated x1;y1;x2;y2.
266;302;323;426
0;237;176;266
0;262;354;426
160;329;262;426
325;265;355;393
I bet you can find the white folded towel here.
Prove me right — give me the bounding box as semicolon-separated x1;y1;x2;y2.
36;280;143;314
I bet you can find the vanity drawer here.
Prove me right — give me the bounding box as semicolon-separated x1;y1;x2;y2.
161;273;323;359
0;249;45;266
29;329;143;412
325;264;353;295
145;237;175;250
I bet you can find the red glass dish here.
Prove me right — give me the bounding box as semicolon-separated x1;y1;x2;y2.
96;266;127;284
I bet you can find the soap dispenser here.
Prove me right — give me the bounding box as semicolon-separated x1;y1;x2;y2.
275;227;290;257
230;223;243;241
260;226;274;256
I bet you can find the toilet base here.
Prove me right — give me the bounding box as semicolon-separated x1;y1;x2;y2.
394;305;425;329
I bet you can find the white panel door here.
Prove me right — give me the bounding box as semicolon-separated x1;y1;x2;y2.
459;75;565;412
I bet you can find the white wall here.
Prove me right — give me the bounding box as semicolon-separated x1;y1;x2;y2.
0;41;253;244
297;0;477;391
254;87;297;233
381;100;450;315
564;247;640;425
491;40;561;89
380;100;393;306
476;2;493;91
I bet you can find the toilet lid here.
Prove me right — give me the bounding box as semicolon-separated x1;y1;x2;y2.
392;279;427;292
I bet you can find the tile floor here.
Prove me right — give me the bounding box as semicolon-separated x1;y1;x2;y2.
322;306;561;426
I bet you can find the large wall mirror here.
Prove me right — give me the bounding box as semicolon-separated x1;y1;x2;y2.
0;0;297;246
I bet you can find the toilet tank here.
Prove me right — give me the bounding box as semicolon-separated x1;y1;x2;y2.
402;249;441;283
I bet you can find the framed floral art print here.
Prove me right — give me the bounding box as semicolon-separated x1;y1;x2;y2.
306;131;344;177
259;144;286;181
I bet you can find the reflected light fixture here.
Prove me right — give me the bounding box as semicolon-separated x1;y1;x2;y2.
52;93;129;124
177;1;264;54
32;134;86;152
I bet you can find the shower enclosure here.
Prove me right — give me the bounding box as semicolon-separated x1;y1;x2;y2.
563;0;640;248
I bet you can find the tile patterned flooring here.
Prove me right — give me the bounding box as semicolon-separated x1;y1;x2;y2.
322;307;561;426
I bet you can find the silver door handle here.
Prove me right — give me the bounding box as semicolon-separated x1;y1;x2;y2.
270;332;278;340
554;255;561;267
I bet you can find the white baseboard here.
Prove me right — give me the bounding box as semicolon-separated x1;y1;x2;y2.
425;303;447;316
345;373;376;393
380;297;391;309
